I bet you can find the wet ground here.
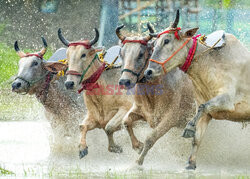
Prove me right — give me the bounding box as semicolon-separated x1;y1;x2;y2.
1;90;250;178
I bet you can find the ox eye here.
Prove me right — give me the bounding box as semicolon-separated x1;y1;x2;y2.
164;39;170;45
31;61;38;67
138;53;143;59
81;54;86;58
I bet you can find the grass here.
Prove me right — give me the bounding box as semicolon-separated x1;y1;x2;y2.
1;165;250;178
0;166;15;176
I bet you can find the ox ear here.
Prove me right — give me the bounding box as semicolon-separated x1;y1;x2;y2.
181;27;199;38
44;62;68;73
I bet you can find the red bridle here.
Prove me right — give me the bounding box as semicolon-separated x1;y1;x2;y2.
149;27;200;73
66;42;93;76
157;27;181;39
149;38;191;73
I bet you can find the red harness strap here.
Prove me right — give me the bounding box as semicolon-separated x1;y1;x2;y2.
180;34;201;72
68;42;91;49
78;62;106;93
25;53;43;59
150;27;201;73
157;27;181;40
149;38;191;73
122;39;148;46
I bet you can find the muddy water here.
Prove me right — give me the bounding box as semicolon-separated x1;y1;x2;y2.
1;117;250;177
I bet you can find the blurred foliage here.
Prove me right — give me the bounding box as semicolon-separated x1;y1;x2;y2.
0;23;6;35
0;43;52;86
204;0;250;8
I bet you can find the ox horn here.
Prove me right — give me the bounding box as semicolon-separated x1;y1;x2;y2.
38;37;47;56
171;9;180;28
144;23;155;41
14;41;26;58
89;28;99;46
58;28;70;46
115;25;126;41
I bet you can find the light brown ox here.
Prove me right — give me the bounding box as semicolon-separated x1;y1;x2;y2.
145;10;250;170
11;38;85;155
57;28;135;159
116;23;195;167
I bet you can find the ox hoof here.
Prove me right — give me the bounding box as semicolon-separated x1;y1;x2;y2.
186;163;196;170
182;122;196;138
133;142;144;154
79;147;88;159
109;145;123;153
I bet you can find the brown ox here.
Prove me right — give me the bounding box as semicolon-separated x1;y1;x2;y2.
12;38;85;154
57;28;134;158
145;10;250;170
117;23;195;168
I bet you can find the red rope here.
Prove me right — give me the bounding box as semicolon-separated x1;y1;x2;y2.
25;53;43;59
68;42;91;49
180;34;201;72
122;39;148;46
157;27;181;40
78;62;106;93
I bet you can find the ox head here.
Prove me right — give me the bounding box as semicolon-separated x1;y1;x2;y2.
144;10;199;80
12;37;67;94
58;28;99;90
117;23;154;89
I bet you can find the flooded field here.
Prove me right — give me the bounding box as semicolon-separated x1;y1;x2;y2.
1;90;250;178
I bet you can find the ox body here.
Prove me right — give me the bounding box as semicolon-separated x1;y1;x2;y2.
145;10;250;169
117;24;195;168
12;39;85;155
58;29;133;158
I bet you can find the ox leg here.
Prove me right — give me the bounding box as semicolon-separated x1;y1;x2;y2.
183;94;234;138
186;115;211;170
79;118;97;159
136;117;174;166
124;111;145;154
105;108;127;153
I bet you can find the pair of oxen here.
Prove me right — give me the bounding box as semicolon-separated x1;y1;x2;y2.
12;10;250;170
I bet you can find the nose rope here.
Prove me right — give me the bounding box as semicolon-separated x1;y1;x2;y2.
149;38;191;73
121;39;149;82
66;54;98;84
15;71;50;87
149;27;202;73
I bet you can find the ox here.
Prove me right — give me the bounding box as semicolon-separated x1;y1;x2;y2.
57;28;134;158
145;10;250;169
117;23;195;168
12;38;85;154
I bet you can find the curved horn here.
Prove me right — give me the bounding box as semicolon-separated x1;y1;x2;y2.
89;28;99;46
115;25;126;41
144;23;155;41
171;9;180;28
14;41;26;58
58;28;70;46
147;22;154;33
149;33;158;38
38;37;47;56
